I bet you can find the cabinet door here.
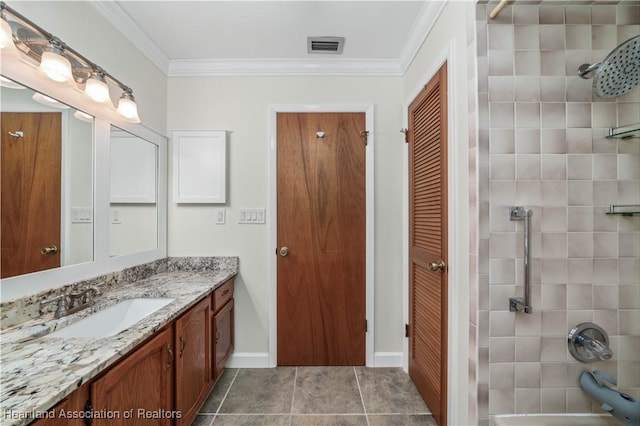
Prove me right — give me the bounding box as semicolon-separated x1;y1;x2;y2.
91;327;174;426
175;297;211;426
32;383;89;426
213;299;234;380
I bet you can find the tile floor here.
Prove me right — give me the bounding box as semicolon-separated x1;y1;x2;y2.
193;367;436;425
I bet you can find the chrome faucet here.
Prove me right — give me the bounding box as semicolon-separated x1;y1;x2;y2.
568;322;614;363
574;333;614;361
69;286;101;309
41;295;68;319
41;287;101;319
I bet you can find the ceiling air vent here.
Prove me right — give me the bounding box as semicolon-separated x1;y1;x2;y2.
307;37;345;54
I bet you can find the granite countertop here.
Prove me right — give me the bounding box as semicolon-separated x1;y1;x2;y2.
0;267;237;426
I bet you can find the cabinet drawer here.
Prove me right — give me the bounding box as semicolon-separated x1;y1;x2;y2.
213;278;234;313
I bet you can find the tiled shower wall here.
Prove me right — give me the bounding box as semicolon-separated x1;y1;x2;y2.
475;1;640;424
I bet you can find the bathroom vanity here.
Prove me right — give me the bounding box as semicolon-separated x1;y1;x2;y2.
0;257;237;426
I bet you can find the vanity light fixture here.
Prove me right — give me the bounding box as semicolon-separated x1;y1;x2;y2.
116;91;140;123
0;1;141;123
32;92;70;109
0;75;24;89
73;110;93;123
0;12;12;49
84;69;110;104
38;39;74;84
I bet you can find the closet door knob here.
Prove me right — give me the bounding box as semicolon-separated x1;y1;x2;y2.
279;247;289;257
428;260;446;272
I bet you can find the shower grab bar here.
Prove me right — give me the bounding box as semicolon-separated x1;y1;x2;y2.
509;206;533;314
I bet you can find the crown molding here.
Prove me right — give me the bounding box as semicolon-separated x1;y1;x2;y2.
168;58;403;76
91;1;170;74
398;0;448;72
94;1;444;77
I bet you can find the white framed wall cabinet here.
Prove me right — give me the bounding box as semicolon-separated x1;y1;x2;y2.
172;130;227;203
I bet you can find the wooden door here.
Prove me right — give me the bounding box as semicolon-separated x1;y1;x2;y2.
175;297;211;426
91;327;174;426
408;63;448;425
277;112;366;366
1;112;61;278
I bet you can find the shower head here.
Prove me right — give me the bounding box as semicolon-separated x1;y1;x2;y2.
578;35;640;98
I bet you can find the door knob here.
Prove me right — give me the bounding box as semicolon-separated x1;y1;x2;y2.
279;247;289;257
40;245;58;255
428;260;446;272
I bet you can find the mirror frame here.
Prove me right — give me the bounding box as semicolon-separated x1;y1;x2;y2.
0;51;167;302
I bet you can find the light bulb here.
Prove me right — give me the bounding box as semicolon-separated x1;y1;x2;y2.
0;18;13;50
117;92;140;123
84;73;110;103
39;48;73;83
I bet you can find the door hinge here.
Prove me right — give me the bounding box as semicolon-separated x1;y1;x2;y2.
365;319;368;333
405;323;410;338
360;130;369;146
84;399;92;425
400;128;409;143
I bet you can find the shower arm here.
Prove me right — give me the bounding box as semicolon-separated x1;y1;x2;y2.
578;62;601;79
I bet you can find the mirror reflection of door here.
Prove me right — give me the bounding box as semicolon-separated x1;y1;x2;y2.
1;112;61;278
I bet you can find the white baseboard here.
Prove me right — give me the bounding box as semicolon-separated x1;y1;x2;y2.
373;352;403;367
226;352;271;368
227;351;402;368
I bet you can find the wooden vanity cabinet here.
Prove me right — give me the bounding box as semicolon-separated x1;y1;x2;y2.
175;296;211;426
31;383;90;426
211;278;234;381
31;278;235;426
91;326;174;426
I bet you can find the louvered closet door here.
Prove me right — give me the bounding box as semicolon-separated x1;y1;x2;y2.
408;63;448;426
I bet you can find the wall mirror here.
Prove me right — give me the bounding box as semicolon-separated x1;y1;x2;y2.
1;77;94;279
110;125;158;257
0;62;167;303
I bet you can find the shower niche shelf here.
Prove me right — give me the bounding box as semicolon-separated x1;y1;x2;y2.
606;204;640;216
606;123;640;140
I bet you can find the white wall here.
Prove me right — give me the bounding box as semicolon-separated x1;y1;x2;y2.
167;75;404;357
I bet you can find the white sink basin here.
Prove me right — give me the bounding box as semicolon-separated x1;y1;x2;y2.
48;298;174;338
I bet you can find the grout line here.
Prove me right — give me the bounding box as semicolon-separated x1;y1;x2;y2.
353;366;370;426
288;367;298;426
213;368;240;420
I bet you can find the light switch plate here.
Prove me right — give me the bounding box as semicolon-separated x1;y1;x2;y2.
238;208;266;224
215;208;226;224
111;209;122;224
71;207;92;223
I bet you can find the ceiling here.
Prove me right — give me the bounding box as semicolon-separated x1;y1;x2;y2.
92;1;446;76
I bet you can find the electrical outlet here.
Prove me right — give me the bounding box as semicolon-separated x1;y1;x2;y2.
215;208;226;224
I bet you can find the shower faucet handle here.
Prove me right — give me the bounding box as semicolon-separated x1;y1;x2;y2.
568;322;613;363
